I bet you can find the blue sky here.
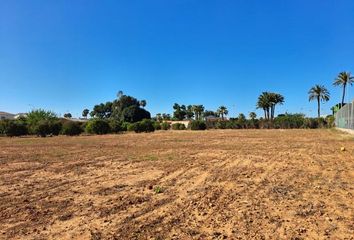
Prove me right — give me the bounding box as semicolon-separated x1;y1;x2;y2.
1;0;354;118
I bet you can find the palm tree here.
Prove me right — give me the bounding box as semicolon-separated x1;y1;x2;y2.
192;105;205;120
256;92;271;120
249;112;257;120
308;85;330;118
217;106;228;120
256;92;284;120
333;72;354;106
269;93;285;120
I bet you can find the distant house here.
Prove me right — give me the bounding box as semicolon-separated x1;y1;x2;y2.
0;111;15;120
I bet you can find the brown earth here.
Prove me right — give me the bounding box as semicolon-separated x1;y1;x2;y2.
0;129;353;240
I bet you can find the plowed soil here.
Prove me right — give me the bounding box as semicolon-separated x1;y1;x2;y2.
0;129;353;239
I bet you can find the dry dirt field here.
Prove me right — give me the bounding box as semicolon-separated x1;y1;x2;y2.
0;129;353;240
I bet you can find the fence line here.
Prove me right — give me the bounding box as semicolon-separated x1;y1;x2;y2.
335;101;354;130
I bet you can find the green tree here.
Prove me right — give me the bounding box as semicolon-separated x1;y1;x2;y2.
269;93;285;120
186;105;195;119
308;85;330;118
140;100;147;108
256;92;284;120
333;71;354;106
256;92;271;120
82;109;89;118
249;112;257;120
173;103;187;120
217;106;228;120
26;109;57;134
192;105;205;120
64;113;72;118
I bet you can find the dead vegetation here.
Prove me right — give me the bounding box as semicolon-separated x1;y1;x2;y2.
0;129;353;239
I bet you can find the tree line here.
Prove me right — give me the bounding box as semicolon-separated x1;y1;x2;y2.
0;71;352;137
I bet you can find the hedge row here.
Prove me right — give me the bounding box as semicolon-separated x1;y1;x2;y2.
0;114;335;137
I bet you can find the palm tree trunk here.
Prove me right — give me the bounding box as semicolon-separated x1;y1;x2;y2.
267;108;270;120
341;84;346;106
271;105;275;120
317;97;320;118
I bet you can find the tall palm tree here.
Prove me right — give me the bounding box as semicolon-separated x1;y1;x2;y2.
333;72;354;106
192;105;205;120
269;93;285;120
217;106;228;120
257;92;271;120
308;85;330;118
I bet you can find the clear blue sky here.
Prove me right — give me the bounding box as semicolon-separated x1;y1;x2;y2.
1;0;354;118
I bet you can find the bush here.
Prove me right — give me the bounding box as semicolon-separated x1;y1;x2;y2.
86;119;111;134
121;122;129;131
153;122;161;130
127;119;155;133
136;119;155;133
109;119;123;133
0;120;28;137
189;120;207;130
274;114;305;129
50;121;62;136
62;121;83;136
26;109;58;134
33;120;52;137
127;123;136;132
215;121;227;129
172;123;186;130
160;122;170;130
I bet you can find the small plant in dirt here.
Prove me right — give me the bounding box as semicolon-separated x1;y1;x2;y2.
154;186;164;194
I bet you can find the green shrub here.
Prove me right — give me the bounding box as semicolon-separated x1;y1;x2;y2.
0;120;28;137
215;121;227;129
189;120;207;130
127;119;155;133
26;109;58;134
62;121;83;136
325;115;335;128
160;122;170;130
109;119;123;133
50;121;62;136
172;123;186;130
136;119;155;133
121;122;129;131
303;118;319;129
85;119;111;134
127;123;136;132
274;114;305;129
33;120;52;137
153;121;161;130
